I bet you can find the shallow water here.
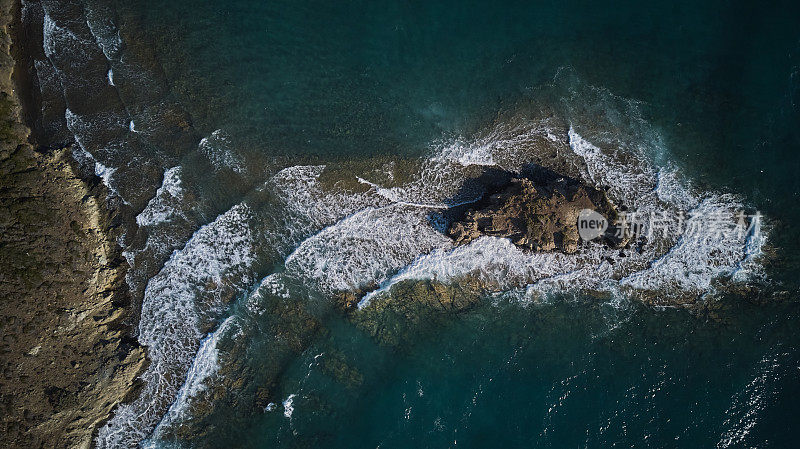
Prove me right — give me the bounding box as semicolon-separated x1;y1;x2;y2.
23;0;800;447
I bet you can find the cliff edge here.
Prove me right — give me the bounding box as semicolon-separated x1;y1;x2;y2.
0;1;146;448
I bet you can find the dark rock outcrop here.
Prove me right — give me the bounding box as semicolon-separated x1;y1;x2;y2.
448;166;627;253
349;278;484;347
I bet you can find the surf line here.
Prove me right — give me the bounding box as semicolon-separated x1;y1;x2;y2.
356;177;478;210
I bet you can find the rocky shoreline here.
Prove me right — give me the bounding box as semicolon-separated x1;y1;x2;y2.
0;1;147;448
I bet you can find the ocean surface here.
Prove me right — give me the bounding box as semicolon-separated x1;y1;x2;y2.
22;0;800;447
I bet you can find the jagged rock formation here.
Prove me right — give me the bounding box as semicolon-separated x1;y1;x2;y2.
0;2;146;447
448;167;627;253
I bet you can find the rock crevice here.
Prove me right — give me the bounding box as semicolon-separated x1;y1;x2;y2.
448;166;627;253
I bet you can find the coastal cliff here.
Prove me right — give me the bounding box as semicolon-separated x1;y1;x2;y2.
0;1;146;447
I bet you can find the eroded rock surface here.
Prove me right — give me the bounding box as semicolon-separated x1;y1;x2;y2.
0;2;146;447
448;167;627;253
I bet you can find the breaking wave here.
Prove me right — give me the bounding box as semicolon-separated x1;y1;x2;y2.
268;112;768;308
35;13;766;439
140;85;771;447
97;203;258;447
25;1;775;447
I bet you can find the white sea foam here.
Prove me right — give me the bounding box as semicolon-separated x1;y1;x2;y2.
243;274;291;316
123;165;205;298
150;316;238;438
432;115;566;171
269;165;389;237
20;0;32;22
285;204;452;292
567;126;657;209
247;115;768;310
84;1;124;61
71;145;118;194
136;167;185;227
97;203;257;448
655;165;699;211
42;11;90;65
64;108;134;205
620;196;749;293
199;129;246;174
356;177;450;209
732;214;767;283
103;163;390;447
359;236;612;307
64;108;128;153
283;394;297;419
434;136;496;166
126;129;251;287
341;119;767;307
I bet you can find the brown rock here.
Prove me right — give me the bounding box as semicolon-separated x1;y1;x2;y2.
0;2;147;447
448;168;627;253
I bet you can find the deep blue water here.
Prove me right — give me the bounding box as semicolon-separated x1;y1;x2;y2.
131;1;800;447
239;298;800;449
128;0;800;244
26;0;800;447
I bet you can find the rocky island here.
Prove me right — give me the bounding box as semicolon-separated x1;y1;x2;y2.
449;166;628;253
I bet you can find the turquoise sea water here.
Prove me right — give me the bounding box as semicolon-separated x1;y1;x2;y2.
24;0;800;447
